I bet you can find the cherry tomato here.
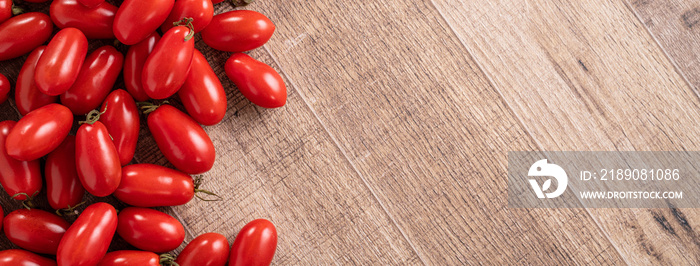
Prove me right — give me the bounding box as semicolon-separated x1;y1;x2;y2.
15;46;58;115
77;0;103;8
4;209;70;255
115;164;195;207
161;0;212;33
202;10;275;53
113;0;174;45
142;24;194;99
61;46;123;115
0;73;8;104
124;32;159;102
99;89;139;166
179;49;226;126
57;202;117;266
50;0;117;39
6;103;73;161
117;207;185;253
98;251;162;266
76;121;121;197
230;219;278;266
35;27;88;96
0;12;52;61
0;121;41;200
46;135;85;211
148;104;215;174
0;0;11;24
225;53;287;108
0;249;56;266
176;232;229;266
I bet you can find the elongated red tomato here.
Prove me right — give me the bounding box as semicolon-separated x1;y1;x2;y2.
142;23;194;99
46;136;85;211
0;12;52;61
0;0;11;24
212;0;223;3
99;89;139;166
0;249;57;266
57;202;117;266
0;121;42;200
76;121;121;197
98;251;161;266
61;46;124;115
4;209;70;255
15;46;58;115
117;207;185;253
176;232;229;266
179;49;226;126
0;73;8;104
50;0;117;39
161;0;212;33
124;32;159;102
113;0;174;45
35;27;88;96
6;104;73;161
148;104;215;174
202;10;275;53
225;53;287;108
115;164;195;207
77;0;103;8
230;219;278;266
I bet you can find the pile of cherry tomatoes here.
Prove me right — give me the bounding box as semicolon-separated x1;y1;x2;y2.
0;0;284;265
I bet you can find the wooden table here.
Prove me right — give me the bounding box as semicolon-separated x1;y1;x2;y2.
1;0;699;264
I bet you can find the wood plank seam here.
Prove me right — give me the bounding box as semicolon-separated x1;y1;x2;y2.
425;1;632;265
260;45;429;265
622;0;700;101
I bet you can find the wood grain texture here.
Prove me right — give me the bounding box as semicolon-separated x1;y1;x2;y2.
253;0;623;264
431;0;700;264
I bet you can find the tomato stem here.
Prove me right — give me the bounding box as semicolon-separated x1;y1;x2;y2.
193;175;223;201
137;101;168;115
12;191;38;210
11;5;23;15
79;103;108;125
173;17;195;42
159;253;179;266
56;201;86;217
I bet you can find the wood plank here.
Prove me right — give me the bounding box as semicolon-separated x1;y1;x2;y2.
431;0;700;264
253;0;625;264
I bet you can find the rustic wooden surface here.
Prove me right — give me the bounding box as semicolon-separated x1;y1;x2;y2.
0;0;698;264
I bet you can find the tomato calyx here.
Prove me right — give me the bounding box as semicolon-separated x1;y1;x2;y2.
11;191;39;210
80;104;108;125
137;101;168;115
173;17;195;42
56;201;86;217
159;253;179;266
11;5;23;15
193;175;222;201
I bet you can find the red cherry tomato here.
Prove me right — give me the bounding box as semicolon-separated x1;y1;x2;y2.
115;164;195;207
230;219;278;266
225;53;287;108
176;232;229;266
179;49;226;126
35;27;88;96
98;250;162;266
77;0;103;8
99;89;139;166
0;0;11;24
61;45;123;115
4;209;70;255
0;12;52;61
50;0;117;39
0;249;57;266
15;46;58;115
124;32;159;102
142;24;194;99
117;207;185;253
0;73;8;104
202;10;275;53
148;104;215;174
46;135;85;211
57;202;117;266
161;0;212;33
76;121;121;197
6;103;73;161
0;121;42;200
113;0;174;45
